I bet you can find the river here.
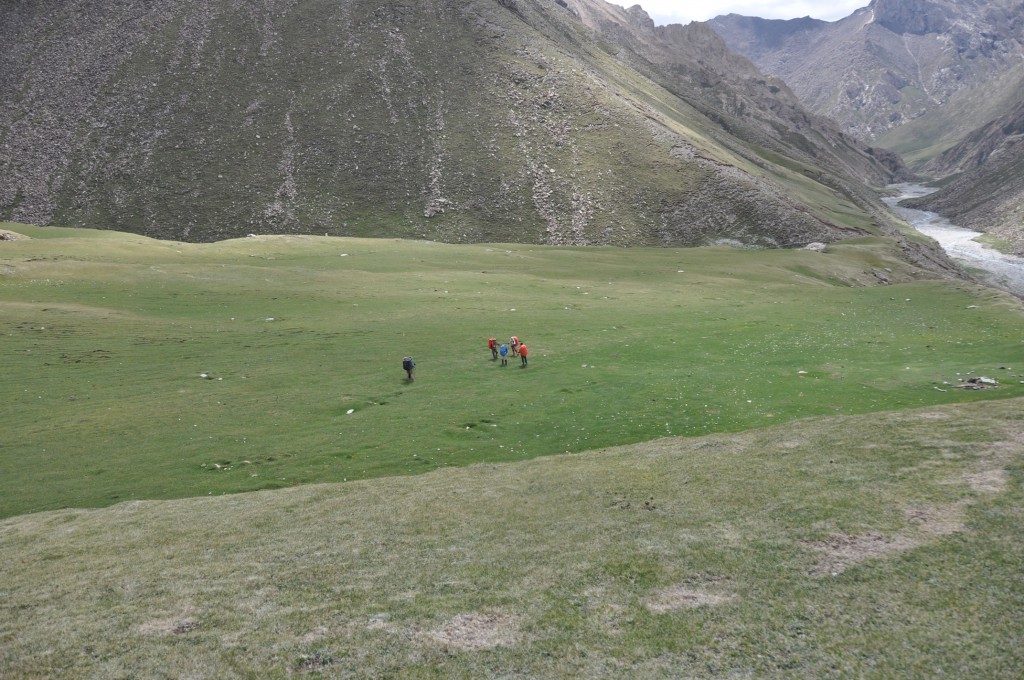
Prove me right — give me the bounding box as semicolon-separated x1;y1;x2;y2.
883;183;1024;298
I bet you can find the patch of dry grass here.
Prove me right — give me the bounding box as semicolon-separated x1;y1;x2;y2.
2;398;1022;677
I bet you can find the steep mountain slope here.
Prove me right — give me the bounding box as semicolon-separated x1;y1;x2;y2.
565;3;916;236
710;0;1024;165
569;4;908;184
903;99;1024;252
0;0;910;248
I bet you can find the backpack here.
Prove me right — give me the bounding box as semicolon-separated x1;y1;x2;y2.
403;357;414;371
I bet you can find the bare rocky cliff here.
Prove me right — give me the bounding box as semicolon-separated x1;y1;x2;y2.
0;0;912;248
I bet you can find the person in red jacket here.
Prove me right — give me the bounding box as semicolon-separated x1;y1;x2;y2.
518;342;528;367
488;337;498;360
509;335;519;356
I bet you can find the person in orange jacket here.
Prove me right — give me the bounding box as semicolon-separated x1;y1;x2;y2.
518;342;528;367
488;337;498;360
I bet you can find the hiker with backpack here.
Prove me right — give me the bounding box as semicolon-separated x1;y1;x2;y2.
509;335;519;356
499;343;509;366
402;356;415;381
518;342;528;367
488;337;498;360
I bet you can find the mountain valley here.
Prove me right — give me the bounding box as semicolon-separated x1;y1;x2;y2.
709;0;1024;253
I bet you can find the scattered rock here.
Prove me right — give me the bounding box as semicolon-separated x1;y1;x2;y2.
803;242;827;252
957;376;998;389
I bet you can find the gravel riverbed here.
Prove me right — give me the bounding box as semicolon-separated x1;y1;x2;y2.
885;184;1024;298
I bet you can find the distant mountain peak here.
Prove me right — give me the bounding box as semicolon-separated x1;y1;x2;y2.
706;14;826;50
624;4;655;30
868;0;952;35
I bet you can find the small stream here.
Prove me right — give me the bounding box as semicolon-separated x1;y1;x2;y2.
883;183;1024;298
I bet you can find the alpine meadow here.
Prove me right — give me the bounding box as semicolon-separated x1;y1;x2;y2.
2;0;1024;677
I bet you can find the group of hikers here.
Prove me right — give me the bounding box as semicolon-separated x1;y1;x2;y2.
488;335;528;367
401;335;529;382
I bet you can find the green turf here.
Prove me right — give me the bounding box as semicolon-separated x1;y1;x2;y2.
2;224;1023;518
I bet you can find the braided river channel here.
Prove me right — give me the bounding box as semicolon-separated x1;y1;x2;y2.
883;184;1024;298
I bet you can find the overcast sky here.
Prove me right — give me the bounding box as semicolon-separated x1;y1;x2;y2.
633;1;868;25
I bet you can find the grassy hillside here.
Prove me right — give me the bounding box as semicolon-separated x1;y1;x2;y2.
1;396;1021;677
2;223;1022;519
0;0;906;248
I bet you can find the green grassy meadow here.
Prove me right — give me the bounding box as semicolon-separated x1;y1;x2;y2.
2;224;1023;519
2;224;1024;676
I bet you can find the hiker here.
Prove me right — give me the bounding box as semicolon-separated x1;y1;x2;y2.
402;356;415;381
509;335;519;356
499;343;509;366
488;337;498;360
519;342;528;367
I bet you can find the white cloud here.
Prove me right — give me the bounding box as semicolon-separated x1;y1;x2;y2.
629;1;869;25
